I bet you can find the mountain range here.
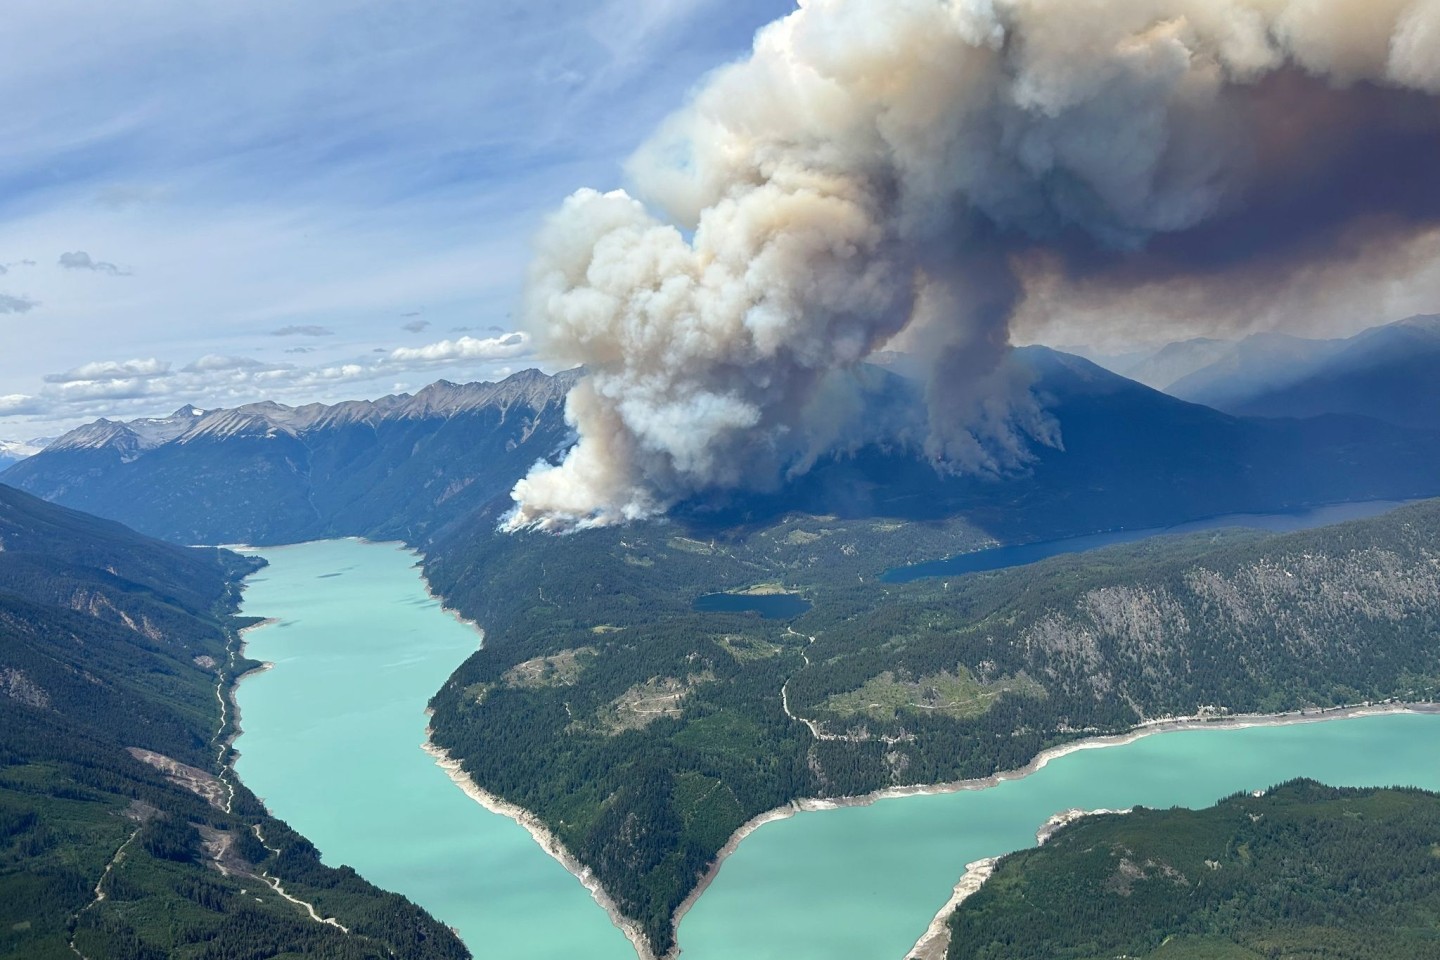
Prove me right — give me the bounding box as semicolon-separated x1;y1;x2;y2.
1075;315;1440;432
11;345;1440;548
1167;314;1440;429
2;369;578;545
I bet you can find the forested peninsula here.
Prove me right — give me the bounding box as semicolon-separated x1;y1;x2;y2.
946;780;1440;960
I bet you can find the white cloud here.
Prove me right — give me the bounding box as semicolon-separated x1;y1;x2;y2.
44;358;171;384
182;354;270;373
389;332;530;365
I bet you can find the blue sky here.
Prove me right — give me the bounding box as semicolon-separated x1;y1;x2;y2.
0;0;794;438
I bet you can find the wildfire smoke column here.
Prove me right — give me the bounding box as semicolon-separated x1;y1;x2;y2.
506;0;1440;532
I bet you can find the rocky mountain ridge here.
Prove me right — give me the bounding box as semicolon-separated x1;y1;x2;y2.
46;368;579;458
2;368;580;545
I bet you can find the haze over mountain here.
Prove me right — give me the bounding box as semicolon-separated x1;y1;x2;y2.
0;438;51;471
1069;338;1238;392
1166;315;1440;430
670;347;1440;540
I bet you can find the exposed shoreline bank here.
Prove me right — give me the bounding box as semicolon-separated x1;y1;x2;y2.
420;733;657;960
905;857;998;960
665;700;1440;958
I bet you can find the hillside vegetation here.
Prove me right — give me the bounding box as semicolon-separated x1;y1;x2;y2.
948;780;1440;960
0;484;467;960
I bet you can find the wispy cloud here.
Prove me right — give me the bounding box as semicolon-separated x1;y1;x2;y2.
44;358;170;384
58;251;129;275
0;294;38;314
271;325;334;337
402;318;430;333
388;332;529;365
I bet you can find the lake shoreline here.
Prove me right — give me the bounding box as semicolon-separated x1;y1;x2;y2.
905;856;998;960
664;700;1440;957
420;732;657;960
223;616;279;754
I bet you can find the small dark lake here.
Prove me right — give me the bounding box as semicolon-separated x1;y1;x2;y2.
882;499;1414;584
693;592;813;619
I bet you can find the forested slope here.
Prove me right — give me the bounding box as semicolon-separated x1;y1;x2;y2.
0;483;467;960
947;780;1440;960
426;498;1440;956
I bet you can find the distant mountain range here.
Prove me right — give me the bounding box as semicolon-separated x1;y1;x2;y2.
1076;315;1440;432
1168;315;1440;429
0;436;53;471
1071;337;1236;391
676;346;1440;540
10;342;1440;548
2;368;579;545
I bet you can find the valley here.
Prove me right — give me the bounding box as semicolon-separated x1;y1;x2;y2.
221;538;1440;960
9;343;1440;958
8;4;1440;959
0;486;466;960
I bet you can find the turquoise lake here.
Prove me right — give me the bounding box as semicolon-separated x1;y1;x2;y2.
232;539;636;960
883;498;1412;583
234;538;1440;960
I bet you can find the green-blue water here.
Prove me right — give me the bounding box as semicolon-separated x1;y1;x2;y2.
235;539;1440;960
680;713;1440;959
883;498;1411;583
232;539;635;959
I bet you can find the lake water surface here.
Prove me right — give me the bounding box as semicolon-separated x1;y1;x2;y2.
235;538;1440;960
883;498;1413;583
233;539;635;960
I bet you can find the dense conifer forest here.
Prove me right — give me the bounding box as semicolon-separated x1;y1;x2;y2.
947;780;1440;959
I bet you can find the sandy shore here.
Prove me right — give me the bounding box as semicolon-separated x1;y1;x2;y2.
420;732;658;960
226;618;280;745
905;804;1135;960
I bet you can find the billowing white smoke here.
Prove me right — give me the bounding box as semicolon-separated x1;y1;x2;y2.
506;0;1440;532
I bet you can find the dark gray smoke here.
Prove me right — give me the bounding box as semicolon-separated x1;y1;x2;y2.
507;0;1440;531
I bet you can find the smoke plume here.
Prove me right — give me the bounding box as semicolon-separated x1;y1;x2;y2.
506;0;1440;532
